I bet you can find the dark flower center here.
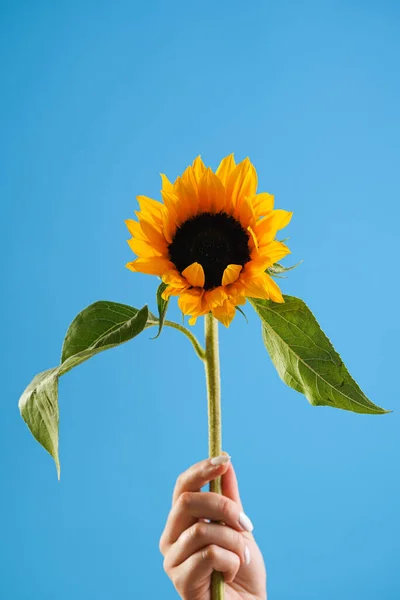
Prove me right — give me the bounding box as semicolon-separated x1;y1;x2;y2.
168;212;251;290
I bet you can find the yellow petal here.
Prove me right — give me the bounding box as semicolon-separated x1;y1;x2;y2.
266;208;293;230
178;288;205;315
162;269;187;287
212;299;236;327
162;188;192;227
242;272;272;299
138;213;167;250
192;156;206;183
233;293;246;306
160;173;173;192
222;264;242;286
125;219;147;241
225;279;246;303
127;237;164;258
180;164;199;193
161;285;186;300
181;157;207;194
136;196;165;224
256;210;293;245
235;195;256;229
225;159;249;209
252;192;274;217
175;176;199;218
264;273;285;303
225;158;257;211
126;257;174;275
243;254;275;275
216;153;236;186
182;262;205;288
204;286;227;308
198;168;225;213
161;189;180;220
242;271;284;302
247;225;259;251
257;240;291;264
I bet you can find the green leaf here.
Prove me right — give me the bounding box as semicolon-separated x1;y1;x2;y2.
152;282;169;339
61;301;152;363
19;368;60;479
250;296;389;415
19;302;152;477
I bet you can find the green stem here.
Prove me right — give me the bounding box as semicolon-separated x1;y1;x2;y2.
163;320;205;360
204;312;224;600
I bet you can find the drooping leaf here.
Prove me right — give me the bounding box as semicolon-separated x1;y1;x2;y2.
19;368;60;478
19;302;152;477
250;296;389;414
61;301;153;363
152;282;169;338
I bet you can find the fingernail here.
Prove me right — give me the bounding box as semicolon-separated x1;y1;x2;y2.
244;545;251;565
239;511;254;532
210;454;231;466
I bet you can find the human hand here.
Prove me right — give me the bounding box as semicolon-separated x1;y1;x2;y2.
159;454;267;599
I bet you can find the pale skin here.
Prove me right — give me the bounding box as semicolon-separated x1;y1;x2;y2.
159;454;267;600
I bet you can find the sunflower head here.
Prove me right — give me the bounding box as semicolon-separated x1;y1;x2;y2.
125;154;293;327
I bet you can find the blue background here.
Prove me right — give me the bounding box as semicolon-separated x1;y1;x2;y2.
1;1;399;598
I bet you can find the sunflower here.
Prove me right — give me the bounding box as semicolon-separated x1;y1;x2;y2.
125;154;292;327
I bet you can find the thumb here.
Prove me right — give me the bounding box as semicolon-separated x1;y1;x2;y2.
221;459;244;512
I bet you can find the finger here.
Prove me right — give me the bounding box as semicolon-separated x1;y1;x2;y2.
221;461;244;511
164;521;250;570
171;545;241;590
171;453;231;505
159;491;253;554
160;454;231;557
222;462;255;541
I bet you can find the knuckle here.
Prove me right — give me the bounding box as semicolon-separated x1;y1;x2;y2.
225;553;241;583
201;544;218;562
189;521;209;541
199;464;209;480
218;495;232;519
223;527;245;562
179;490;193;509
232;552;241;569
